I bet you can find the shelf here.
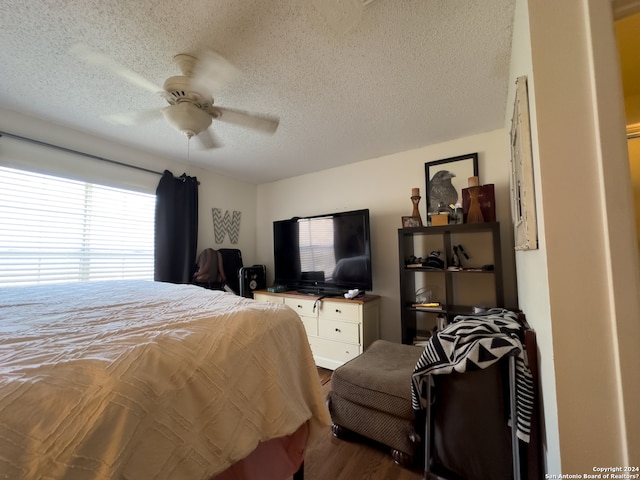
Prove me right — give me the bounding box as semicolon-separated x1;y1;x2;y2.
399;222;501;235
410;306;446;313
404;267;445;273
406;304;495;316
403;267;495;274
398;222;504;345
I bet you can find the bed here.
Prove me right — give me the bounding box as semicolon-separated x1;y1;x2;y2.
0;280;331;480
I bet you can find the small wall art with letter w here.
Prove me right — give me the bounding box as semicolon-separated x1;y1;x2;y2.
212;208;241;244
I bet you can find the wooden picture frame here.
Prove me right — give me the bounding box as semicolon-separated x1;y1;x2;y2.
425;153;479;213
510;76;538;250
402;216;422;228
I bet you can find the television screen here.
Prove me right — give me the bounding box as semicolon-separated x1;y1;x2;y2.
273;209;372;294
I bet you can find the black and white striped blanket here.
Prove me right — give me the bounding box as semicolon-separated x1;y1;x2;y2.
411;309;534;443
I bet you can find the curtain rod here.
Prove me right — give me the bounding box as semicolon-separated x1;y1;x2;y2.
0;131;164;177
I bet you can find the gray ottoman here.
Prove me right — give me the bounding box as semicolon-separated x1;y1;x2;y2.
327;339;424;466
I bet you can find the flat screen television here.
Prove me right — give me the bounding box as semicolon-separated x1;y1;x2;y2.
273;209;373;295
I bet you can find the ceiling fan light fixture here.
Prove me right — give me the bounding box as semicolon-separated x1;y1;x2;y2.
162;103;212;138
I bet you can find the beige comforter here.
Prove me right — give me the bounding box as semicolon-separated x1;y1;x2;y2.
0;281;331;480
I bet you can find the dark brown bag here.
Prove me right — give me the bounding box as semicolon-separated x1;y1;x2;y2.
193;248;226;284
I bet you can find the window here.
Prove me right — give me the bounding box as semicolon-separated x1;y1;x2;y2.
0;166;155;286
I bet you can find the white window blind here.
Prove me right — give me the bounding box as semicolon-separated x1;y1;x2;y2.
0;166;155;286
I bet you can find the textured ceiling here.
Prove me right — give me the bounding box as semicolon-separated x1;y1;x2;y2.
0;0;516;184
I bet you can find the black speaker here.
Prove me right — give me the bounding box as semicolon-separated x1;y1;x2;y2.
239;265;266;298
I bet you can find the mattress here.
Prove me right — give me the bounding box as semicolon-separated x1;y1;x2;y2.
0;280;331;480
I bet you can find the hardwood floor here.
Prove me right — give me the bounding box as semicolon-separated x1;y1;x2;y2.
300;369;424;480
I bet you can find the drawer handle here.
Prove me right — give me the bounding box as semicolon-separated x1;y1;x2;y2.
335;309;341;314
335;328;341;332
297;304;303;309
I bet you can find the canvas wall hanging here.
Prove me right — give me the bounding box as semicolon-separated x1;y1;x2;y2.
212;208;241;244
510;76;538;250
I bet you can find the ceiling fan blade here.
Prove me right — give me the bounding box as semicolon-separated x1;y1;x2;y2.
101;108;163;126
70;44;164;94
195;128;223;150
190;50;240;96
214;107;279;135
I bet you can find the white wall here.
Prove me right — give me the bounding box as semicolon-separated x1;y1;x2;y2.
510;0;640;472
506;0;561;472
257;129;516;342
0;108;259;265
625;93;640;124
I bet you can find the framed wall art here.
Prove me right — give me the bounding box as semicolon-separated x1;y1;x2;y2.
425;153;479;213
510;76;538;250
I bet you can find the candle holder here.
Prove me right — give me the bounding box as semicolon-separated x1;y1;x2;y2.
410;188;423;226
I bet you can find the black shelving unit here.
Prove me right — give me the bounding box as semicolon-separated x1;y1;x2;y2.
398;222;504;345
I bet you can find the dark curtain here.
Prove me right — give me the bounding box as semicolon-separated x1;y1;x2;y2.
154;170;198;283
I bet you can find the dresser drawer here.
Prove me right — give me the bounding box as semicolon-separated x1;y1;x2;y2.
300;315;318;337
308;336;362;366
284;297;317;317
254;292;379;370
317;301;360;321
319;318;360;344
253;293;284;304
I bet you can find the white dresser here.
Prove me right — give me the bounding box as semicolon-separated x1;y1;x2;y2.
253;290;380;370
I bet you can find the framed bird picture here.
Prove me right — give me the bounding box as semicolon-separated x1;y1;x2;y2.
425;153;479;214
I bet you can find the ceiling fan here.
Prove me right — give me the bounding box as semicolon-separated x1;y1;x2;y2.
70;45;279;149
